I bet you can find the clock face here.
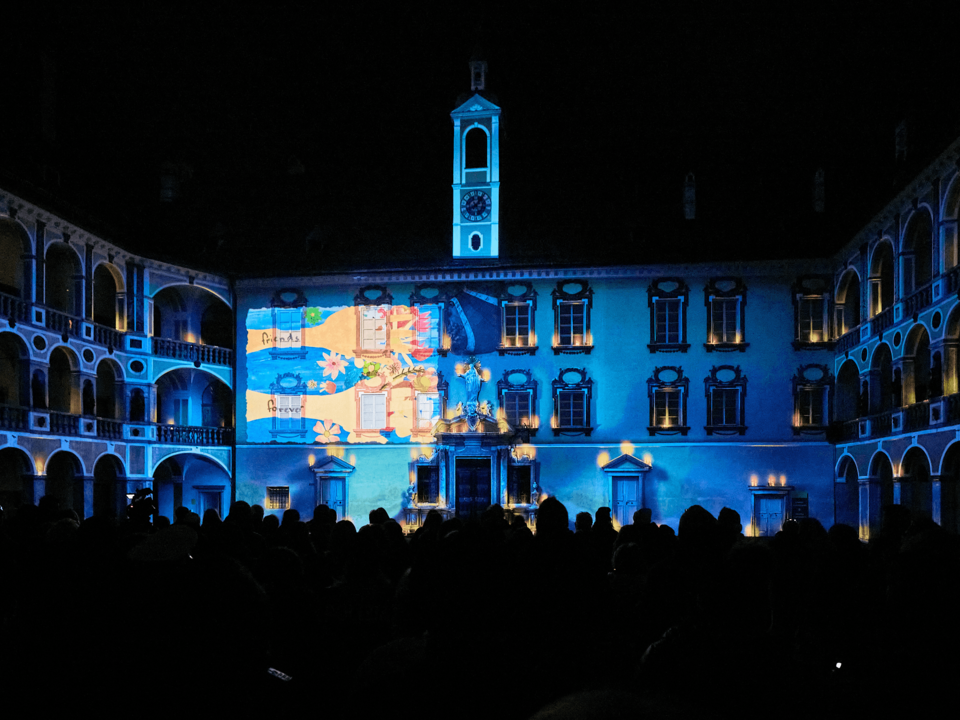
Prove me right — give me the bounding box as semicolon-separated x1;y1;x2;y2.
460;190;492;222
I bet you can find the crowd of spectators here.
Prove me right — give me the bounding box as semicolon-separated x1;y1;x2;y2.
1;493;957;717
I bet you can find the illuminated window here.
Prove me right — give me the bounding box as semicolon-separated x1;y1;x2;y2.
416;392;441;430
647;366;689;436
269;373;307;439
648;279;689;352
354;285;393;355
704;365;747;435
411;284;449;357
360;393;387;429
417;465;439;504
271;307;307;359
552;368;593;436
507;464;531;505
705;278;747;351
499;282;538;355
552;280;593;354
498;369;538;435
792;277;834;349
266;486;289;511
792;364;833;435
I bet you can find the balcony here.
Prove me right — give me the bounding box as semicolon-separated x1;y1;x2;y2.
902;281;934;320
0;404;28;431
872;306;895;335
0;292;29;324
835;328;860;354
156;424;234;446
50;411;80;435
153;338;233;366
903;401;930;432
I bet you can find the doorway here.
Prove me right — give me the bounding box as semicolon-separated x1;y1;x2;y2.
455;458;492;521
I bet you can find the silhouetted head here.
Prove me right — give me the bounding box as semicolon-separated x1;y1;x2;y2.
633;507;652;526
718;507;742;533
537;496;569;536
281;508;300;527
575;511;593;533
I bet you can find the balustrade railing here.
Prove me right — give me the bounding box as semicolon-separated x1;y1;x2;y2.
872;306;895;335
903;401;930;432
946;265;960;294
0;291;29;323
835;328;860;354
945;393;960;425
156;424;234;445
44;307;81;338
93;323;124;349
902;282;933;319
49;411;80;435
96;417;124;440
152;337;233;366
0;404;28;430
870;409;894;438
832;419;860;442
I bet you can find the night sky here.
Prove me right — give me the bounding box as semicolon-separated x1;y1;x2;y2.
4;4;959;273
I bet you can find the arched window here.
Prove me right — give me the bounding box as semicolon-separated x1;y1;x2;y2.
835;360;860;422
869;242;895;317
870;344;894;414
835;269;860;335
464;127;488;170
93;264;121;329
903;209;933;295
904;324;931;404
0;219;28;298
45;242;83;315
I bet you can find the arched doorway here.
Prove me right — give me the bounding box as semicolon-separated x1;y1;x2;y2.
0;332;28;409
95;360;121;420
153;453;230;522
871;451;895;509
902;209;933;294
49;347;80;414
870;343;894;414
835;360;860;422
900;447;932;522
0;218;29;298
93;263;122;329
45;451;83;517
940;443;960;534
45;242;82;316
835;456;859;528
869;241;895;317
0;446;33;511
93;455;125;518
903;324;931;404
835;269;861;336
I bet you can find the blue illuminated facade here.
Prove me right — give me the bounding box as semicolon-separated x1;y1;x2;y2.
4;69;960;539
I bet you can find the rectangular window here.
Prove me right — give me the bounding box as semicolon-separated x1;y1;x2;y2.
504;303;531;347
360;306;388;350
266;486;289;511
173;397;189;426
503;390;532;427
507;465;532;505
710;298;739;343
415;304;441;352
417;466;439;504
655;299;682;344
276;308;302;351
276;394;301;430
416;392;440;430
557;390;585;428
710;387;740;426
360;393;387;429
798;387;825;426
798;297;825;343
654;390;681;427
557;301;586;346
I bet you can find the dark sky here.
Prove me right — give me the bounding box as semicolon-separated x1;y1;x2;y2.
4;4;959;272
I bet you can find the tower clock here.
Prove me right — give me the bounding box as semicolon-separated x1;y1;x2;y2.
451;59;500;258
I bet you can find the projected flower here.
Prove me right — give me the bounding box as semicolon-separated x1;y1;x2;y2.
304;307;322;326
412;367;439;393
324;381;337;394
314;420;342;444
362;360;381;378
307;380;318;389
318;351;347;379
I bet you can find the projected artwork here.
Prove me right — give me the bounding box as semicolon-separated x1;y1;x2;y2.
245;302;443;444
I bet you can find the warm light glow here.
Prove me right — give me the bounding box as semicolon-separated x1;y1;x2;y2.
779;474;787;486
744;520;754;537
455;363;466;375
642;452;653;466
409;469;417;484
326;446;345;459
35;456;44;475
348;453;356;466
611;516;621;532
481;368;491;382
551;414;558;428
767;474;776;487
538;493;548;504
620;441;635;456
184;332;197;344
307;453;316;466
596;450;611;468
442;332;451;349
530;331;536;345
750;474;759;486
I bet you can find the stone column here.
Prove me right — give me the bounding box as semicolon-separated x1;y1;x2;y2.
931;476;942;526
78;475;95;519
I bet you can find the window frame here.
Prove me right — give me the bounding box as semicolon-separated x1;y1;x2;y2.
792;276;835;350
498;282;538;356
497;369;539;437
411;372;447;442
551;280;593;354
551;368;593;436
704;277;748;352
792;364;834;435
269;372;307;439
648;279;690;353
704;365;747;436
266;486;290;511
269;288;309;360
410;284;451;357
647;366;690;436
354;285;393;357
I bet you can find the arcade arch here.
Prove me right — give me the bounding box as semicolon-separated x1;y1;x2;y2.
45;242;82;316
869;241;895;317
835;269;860;335
900;446;933;522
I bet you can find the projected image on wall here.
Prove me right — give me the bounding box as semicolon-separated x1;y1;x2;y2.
245;302;442;444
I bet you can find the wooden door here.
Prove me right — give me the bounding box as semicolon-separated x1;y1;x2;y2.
455;459;491;521
613;475;639;528
319;478;345;521
757;496;784;536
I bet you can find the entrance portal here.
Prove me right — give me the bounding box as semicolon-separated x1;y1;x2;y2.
455;458;492;521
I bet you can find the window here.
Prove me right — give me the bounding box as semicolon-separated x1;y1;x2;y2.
266;486;290;511
417;465;440;504
647;366;689;436
354;285;393;356
411;285;449;357
648;279;689;352
269;372;307;438
360;393;387;429
792;276;834;349
411;372;447;442
269;288;309;360
499;282;537;355
552;280;593;354
551;368;593;436
705;278;747;351
173;397;189;426
497;369;538;436
704;365;747;435
792;364;833;435
507;464;531;505
416;392;441;429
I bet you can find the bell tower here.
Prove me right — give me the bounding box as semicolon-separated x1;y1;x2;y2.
451;59;501;259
